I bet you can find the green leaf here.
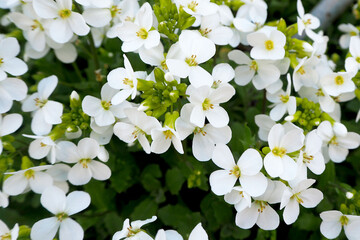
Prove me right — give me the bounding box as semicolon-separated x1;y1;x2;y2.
84;181;116;211
110;156;140;193
158;204;201;235
130;198;158;220
166;167;185;195
140;164;162;192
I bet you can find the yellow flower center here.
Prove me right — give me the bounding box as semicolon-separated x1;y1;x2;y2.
110;5;121;18
297;66;306;75
272;147;286;157
163;130;173;139
316;88;325;97
340;215;349;226
24;169;35;179
0;233;11;240
187;1;198;12
250;60;258;71
34;98;48;108
31;19;44;31
194;127;207;136
303;152;314;164
101;100;111;110
202;98;213;111
136;28;148;39
330;136;338;145
291;192;304;204
211;80;221;89
255;200;268;213
131;126;145;139
350;31;357;36
56;212;69;222
126;227;141;237
265;40;274;50
0;58;3;66
185;55;198;67
334;75;344;85
200;28;212;36
59;9;72;19
280;94;289;103
123;78;134;88
79;158;91;168
229;165;241;178
160;59;168;70
356;57;360;63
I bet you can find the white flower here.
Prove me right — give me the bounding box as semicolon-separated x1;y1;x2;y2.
188;223;208;240
33;0;90;43
247;28;286;60
0;113;22;155
345;36;360;73
210;63;235;89
166;30;215;88
114;108;161;154
115;2;160;52
0;77;27;114
298;130;325;175
107;54;147;105
3;165;53;196
224;186;252;212
176;0;218;25
175;104;231;161
154;229;183;240
254;114;275;141
320;210;360;240
185;84;235;128
316;121;360;163
112;216;157;240
0;190;9;208
235;179;286;230
210;144;267;197
338;23;359;49
228;49;281;90
31;186;90;240
296;0;320;36
26;134;58;164
320;71;356;97
0;37;28;81
82;83;132;127
8;6;47;52
0;220;18;240
267;74;296;121
293;56;319;91
139;42;168;71
217;5;241;47
280;179;323;224
46;163;71;193
151;126;184;154
199;14;233;45
56;138;111;185
22;75;63;136
264;124;304;180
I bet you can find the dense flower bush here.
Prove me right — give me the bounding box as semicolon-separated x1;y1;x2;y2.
0;0;360;239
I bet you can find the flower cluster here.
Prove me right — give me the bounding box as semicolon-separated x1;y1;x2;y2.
0;0;360;239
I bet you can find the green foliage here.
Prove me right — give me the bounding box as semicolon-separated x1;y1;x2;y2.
153;0;195;42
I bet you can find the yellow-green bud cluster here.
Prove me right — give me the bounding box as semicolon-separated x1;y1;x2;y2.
290;98;334;131
210;0;244;11
138;68;187;118
154;0;196;42
62;93;90;133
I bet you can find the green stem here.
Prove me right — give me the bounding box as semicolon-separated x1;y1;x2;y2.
88;32;100;70
72;62;86;82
